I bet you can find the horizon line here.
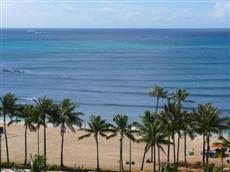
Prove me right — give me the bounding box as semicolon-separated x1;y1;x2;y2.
1;27;230;29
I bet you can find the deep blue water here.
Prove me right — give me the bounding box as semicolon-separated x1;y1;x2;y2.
0;29;230;121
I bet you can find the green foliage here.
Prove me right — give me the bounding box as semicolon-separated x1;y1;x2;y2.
161;163;177;172
160;101;184;136
141;111;156;125
0;92;18;116
194;103;229;135
171;88;189;104
47;164;60;171
8;104;36;130
148;85;168;99
79;115;110;139
108;114;135;141
30;154;45;172
135;118;170;150
52;98;84;131
0;161;29;167
34;97;54;127
203;164;224;172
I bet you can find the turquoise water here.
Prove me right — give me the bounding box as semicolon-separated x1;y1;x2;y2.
0;29;230;121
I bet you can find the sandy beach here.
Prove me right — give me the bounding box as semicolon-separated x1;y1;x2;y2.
0;123;228;171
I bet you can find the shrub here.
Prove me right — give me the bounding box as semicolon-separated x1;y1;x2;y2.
47;164;60;171
203;164;224;172
30;154;45;172
161;163;177;172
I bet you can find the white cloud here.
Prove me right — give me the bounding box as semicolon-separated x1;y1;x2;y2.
89;7;114;12
1;1;230;28
213;2;230;17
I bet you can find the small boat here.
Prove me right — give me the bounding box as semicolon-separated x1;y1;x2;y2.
27;29;36;34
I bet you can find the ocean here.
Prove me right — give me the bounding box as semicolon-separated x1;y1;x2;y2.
0;29;230;122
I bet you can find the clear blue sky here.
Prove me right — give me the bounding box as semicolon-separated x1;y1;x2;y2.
1;0;230;28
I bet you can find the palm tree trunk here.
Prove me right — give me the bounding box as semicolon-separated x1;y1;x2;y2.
176;133;181;167
155;97;159;113
172;133;176;164
44;125;47;167
206;135;210;165
167;136;170;163
60;127;64;167
202;134;206;166
37;126;40;155
151;97;159;164
150;146;153;162
129;138;131;172
157;144;161;172
4;115;10;163
153;144;156;172
0;134;2;165
120;134;124;172
184;133;188;169
96;136;100;171
141;144;148;171
24;125;28;165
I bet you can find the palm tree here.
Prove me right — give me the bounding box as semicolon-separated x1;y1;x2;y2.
171;88;189;106
134;117;170;172
194;103;229;166
148;85;168;113
134;111;155;171
180;111;195;169
34;97;54;166
22;105;36;165
171;88;189;166
141;111;156;124
9;104;36;165
33;109;43;156
175;114;184;168
158;110;173;163
51;98;83;167
159;102;183;164
0;93;18;163
78;115;110;171
107;114;135;172
148;85;167;163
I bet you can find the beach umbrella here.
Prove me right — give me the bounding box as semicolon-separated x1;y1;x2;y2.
212;142;224;149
